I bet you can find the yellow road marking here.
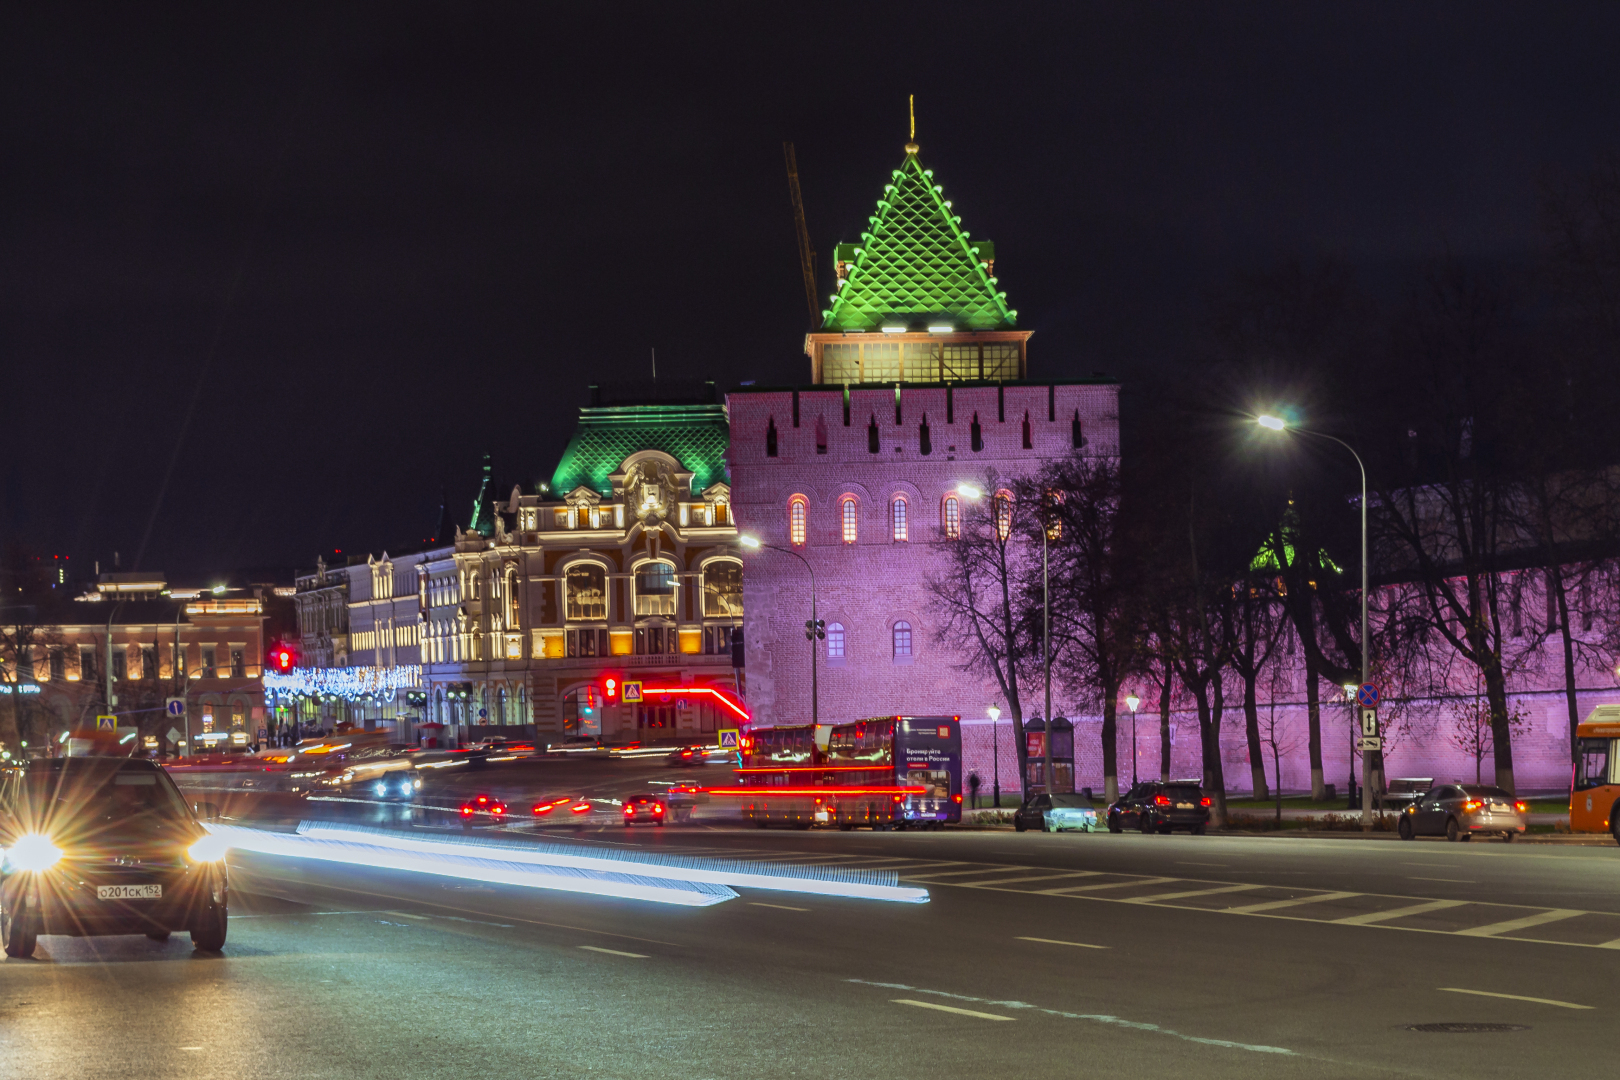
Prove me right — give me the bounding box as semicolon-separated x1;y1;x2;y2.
892;998;1014;1021
1017;936;1109;949
750;902;811;912
1439;987;1592;1010
1453;909;1583;938
579;945;648;958
1332;899;1468;925
1226;891;1359;914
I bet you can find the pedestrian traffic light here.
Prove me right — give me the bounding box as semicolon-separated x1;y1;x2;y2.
267;643;298;674
604;676;618;702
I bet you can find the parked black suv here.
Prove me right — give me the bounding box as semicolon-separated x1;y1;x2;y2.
1107;781;1210;835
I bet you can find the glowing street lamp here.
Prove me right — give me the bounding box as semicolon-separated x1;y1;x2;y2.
1259;408;1373;827
1125;692;1141;786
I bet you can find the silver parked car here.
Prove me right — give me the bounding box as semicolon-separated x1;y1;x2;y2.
1397;784;1527;842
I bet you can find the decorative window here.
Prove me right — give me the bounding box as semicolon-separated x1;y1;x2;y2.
565;563;607;621
715;500;728;525
891;497;908;542
826;622;845;660
943;496;961;539
789;496;807;546
841;498;858;544
892;621;913;658
703;560;744;618
994;490;1014;541
634;561;677;617
507;569;521;628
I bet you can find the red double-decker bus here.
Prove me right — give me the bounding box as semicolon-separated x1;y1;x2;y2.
709;716;963;830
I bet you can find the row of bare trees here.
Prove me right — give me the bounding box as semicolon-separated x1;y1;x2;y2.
929;159;1620;819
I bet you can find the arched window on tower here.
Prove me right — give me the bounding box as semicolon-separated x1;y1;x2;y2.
891;496;908;542
994;489;1014;541
892;621;913;659
942;495;961;539
841;497;858;544
826;622;846;662
788;496;807;546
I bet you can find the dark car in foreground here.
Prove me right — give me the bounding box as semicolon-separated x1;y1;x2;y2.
1107;781;1211;834
0;757;229;958
622;794;667;827
1397;784;1527;841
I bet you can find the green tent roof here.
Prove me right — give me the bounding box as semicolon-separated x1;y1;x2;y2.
822;150;1016;332
548;404;730;497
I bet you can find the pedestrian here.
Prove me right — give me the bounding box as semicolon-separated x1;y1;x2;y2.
968;772;982;810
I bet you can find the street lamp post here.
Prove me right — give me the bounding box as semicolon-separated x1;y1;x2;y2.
1258;414;1373;830
737;536;820;728
988;706;1002;808
1125;692;1141;786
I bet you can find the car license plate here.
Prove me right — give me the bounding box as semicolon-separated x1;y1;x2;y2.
1177;802;1194;809
97;884;161;900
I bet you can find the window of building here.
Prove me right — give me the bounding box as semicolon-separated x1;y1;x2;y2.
565;564;607;621
563;685;601;735
893;621;913;659
841;498;858;544
230;649;245;678
1072;409;1085;449
1022;410;1033;449
815;414;828;455
995;490;1014;541
867;414;880;453
48;651;65;682
79;646;96;680
634;561;677;617
703;560;744;618
507;569;521;628
766;417;778;457
970;411;983;452
826;622;846;660
943;495;961;539
789;497;807;546
202;648;217;679
111;649;126;682
891;497;908;541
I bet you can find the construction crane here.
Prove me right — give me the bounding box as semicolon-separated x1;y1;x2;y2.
783;142;819;328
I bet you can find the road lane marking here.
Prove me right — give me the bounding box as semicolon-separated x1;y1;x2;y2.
1332;899;1469;925
750;902;811;912
1226;891;1359;914
1176;861;1226;867
963;872;1101;888
1453;909;1583;938
1439;988;1593;1009
852;981;1292;1055
1017;936;1109;949
1124;883;1264;904
383;911;429;920
1042;876;1177;894
907;866;1037;878
441;915;514;927
1407;877;1475;883
578;945;649;958
892;998;1014;1021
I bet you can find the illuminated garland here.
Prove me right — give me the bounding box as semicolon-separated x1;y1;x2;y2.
263;665;421;701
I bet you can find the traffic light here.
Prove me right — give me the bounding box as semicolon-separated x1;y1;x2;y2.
267;642;298;674
604;676;618;702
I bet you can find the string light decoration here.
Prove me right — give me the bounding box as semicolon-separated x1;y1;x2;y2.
263;665;422;701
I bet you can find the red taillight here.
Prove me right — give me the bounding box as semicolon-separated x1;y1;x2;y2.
624;804;635;815
460;806;472;816
653;805;664;814
1154;794;1171;807
1463;800;1482;812
475;795;490;806
1515;801;1528;813
893;794;904;804
953;794;963;803
571;803;591;814
534;804;553;815
1200;797;1211;807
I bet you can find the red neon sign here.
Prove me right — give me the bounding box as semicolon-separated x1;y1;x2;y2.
636;686;750;721
701;786;927;797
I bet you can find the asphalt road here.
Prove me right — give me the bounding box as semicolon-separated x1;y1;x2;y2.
6;759;1620;1080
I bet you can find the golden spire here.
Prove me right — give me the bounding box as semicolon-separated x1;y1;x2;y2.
905;94;919;155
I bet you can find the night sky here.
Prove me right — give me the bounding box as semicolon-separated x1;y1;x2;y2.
6;3;1620;582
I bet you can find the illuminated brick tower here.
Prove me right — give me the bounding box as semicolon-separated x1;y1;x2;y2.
728;137;1119;745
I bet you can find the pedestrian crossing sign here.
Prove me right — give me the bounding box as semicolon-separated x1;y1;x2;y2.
96;715;116;731
718;729;740;751
623;681;643;703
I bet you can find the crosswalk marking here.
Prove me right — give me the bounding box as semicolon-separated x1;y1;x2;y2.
1331;899;1469;926
1123;883;1264;904
962;872;1101;888
892;998;1014;1021
1226;891;1360;914
1042;876;1177;895
1453;909;1584;938
905;866;1038;878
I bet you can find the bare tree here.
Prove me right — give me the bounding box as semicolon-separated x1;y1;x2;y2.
1228;571;1286;800
926;474;1033;797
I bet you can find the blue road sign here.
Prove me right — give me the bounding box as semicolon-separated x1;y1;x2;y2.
1356;684;1379;708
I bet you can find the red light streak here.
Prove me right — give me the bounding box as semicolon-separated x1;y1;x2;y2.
735;765;889;774
701;786;928;797
570;803;591;814
636;686;750;721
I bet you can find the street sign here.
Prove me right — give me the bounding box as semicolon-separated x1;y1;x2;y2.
1360;708;1379;737
1357;736;1382;752
623;680;643;703
96;715;116;731
165;697;186;718
718;729;740;751
1356;684;1379;708
166;727;183;745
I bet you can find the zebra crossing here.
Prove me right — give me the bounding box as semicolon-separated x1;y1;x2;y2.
621;844;1620;951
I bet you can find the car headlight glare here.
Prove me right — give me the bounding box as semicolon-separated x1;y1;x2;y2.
187;834;231;863
7;833;62;872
